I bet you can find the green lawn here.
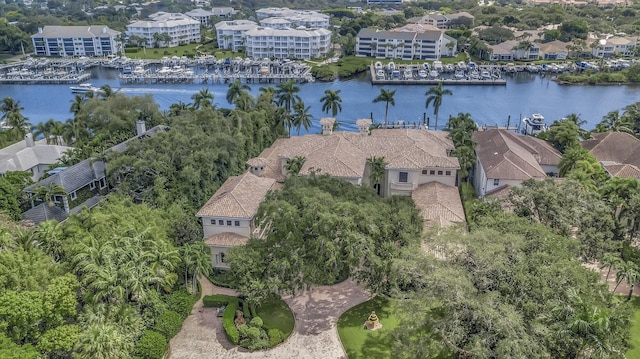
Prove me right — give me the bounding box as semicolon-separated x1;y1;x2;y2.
337;296;400;359
124;43;201;59
256;296;295;337
627;297;640;359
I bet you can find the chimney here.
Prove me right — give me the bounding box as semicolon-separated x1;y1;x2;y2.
356;119;372;136
38;27;43;33
247;158;266;177
319;117;335;135
25;133;35;147
135;120;147;136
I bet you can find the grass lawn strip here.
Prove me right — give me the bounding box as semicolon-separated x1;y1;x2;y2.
337;296;399;359
627;297;640;359
256;296;295;337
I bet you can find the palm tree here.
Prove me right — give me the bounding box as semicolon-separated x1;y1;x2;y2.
233;92;256;112
599;253;622;283
34;182;67;209
367;156;386;195
372;89;396;126
70;94;87;117
182;242;211;294
99;84;114;98
596;110;634;134
74;322;133;359
169;101;191;116
613;261;639;296
320;89;342;117
1;97;30;139
425;82;452;130
191;88;214;110
258;86;276;104
226;79;251;105
275;80;301;113
284;156;305;176
292;101;313;136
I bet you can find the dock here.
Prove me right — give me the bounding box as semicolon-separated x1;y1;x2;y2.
369;65;506;86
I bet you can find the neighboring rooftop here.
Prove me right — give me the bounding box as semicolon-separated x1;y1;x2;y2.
0;136;71;180
32;25;121;38
196;172;276;219
412;182;466;229
581;132;640;169
472;129;561;180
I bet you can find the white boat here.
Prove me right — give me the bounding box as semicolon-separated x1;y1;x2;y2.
422;62;431;71
429;70;439;78
376;69;385;79
454;71;465;79
521;113;547;136
70;83;100;94
444;64;455;72
418;69;428;79
481;70;491;79
404;68;413;79
374;61;383;70
433;60;443;72
387;61;396;71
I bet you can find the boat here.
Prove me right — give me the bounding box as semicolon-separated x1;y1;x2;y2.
433;60;443;72
422;62;431;71
391;70;401;78
418;69;428;78
374;61;383;70
404;67;413;79
481;70;491;80
376;69;385;79
70;83;100;94
521;113;547;136
429;70;439;78
387;61;396;71
454;71;465;80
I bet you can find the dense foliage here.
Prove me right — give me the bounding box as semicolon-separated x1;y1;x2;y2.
227;175;423;304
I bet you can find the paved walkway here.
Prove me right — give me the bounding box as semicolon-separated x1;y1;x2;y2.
168;277;370;359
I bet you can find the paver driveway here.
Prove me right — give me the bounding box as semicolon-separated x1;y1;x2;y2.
168;277;370;359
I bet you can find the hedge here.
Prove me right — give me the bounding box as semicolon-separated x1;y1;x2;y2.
153;310;183;340
164;290;196;319
267;328;286;347
242;301;251;320
222;299;240;344
202;294;236;308
135;330;168;359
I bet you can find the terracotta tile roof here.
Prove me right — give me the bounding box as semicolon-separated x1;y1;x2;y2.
603;164;640;180
412;182;466;229
472;129;561;180
196;172;275;218
260;128;459;181
204;232;248;247
581;132;640;168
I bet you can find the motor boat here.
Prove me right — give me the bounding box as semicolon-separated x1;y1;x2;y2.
521;113;547;136
374;61;383;70
418;69;428;79
70;83;100;94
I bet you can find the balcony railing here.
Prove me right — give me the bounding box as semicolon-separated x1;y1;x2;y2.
389;181;416;191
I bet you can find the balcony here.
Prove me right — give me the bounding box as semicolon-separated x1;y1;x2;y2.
390;181;416;191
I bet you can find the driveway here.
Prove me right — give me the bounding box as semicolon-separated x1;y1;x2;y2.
168;277;370;359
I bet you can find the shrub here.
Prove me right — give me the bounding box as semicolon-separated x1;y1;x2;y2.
267;328;286;347
202;294;235;308
164;290;196;319
243;301;251;320
249;316;263;328
249;304;257;319
153;310;183;340
135;331;168;359
222;300;239;344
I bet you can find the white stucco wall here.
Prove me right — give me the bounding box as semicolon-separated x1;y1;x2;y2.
202;216;251;238
209;245;231;269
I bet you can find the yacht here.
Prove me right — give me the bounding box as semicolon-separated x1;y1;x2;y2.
418;69;428;79
521;113;547;136
70;83;100;94
374;61;383;70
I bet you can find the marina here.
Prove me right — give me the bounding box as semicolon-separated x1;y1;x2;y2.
370;61;507;85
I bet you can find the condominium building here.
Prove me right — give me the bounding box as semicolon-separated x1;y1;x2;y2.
591;37;637;58
356;25;457;60
31;25;122;57
215;20;258;51
127;12;200;48
407;12;475;29
255;7;330;28
185;8;215;27
245;27;332;60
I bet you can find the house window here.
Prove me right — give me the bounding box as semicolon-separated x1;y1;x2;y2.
398;172;408;183
227;220;232;226
422;169;428;174
210;219;216;225
99;178;107;189
446;171;451;176
70;192;77;200
430;170;435;175
220;252;226;263
218;219;224;225
89;182;96;190
493;179;500;186
437;171;443;175
235;220;240;226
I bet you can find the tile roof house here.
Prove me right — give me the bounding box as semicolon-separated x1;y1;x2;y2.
197;121;464;268
581;132;640;180
22;122;169;225
472;129;562;197
0;133;71;180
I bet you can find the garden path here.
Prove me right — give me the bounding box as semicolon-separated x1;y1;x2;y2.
168;277;370;359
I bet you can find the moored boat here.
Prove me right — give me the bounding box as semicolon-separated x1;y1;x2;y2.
521;113;547;136
70;83;100;94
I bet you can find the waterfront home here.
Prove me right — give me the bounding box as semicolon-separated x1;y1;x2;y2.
472;129;561;197
406;12;474;29
185;9;215;27
590;37;637;58
22;122;168;225
197;119;464;268
244;27;332;60
356;25;457;60
31;26;122;57
0;133;71;180
127;12;200;48
538;40;569;60
581;132;640;180
487;40;540;61
255;7;330;29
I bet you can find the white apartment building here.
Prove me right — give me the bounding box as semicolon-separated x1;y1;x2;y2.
255;7;330;28
31;26;122;57
127;12;200;48
185;8;215;27
215;20;258;51
591;37;637;58
244;27;332;60
356;25;457;60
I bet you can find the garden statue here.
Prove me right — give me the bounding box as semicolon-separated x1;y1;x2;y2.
364;311;382;331
235;309;246;328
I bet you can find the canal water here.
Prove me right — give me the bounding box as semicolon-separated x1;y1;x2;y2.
2;67;640;133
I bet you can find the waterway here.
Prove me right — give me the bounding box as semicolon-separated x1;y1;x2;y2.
2;67;640;132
